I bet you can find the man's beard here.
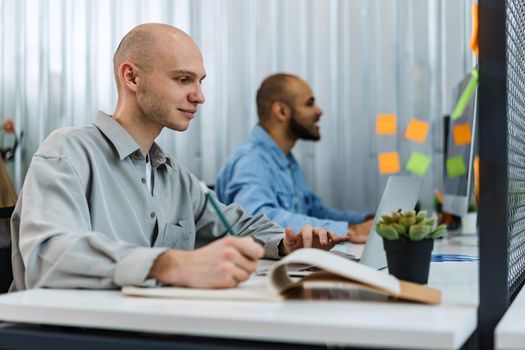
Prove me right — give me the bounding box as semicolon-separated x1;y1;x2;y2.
289;111;320;141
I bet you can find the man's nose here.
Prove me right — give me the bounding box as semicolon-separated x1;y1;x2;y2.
316;104;323;117
189;85;205;104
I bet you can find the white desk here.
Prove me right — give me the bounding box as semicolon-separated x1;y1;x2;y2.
495;281;525;349
0;235;478;349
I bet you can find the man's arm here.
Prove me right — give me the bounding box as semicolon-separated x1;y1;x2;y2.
305;191;374;242
148;225;347;287
148;236;263;288
147;168;351;288
217;154;357;236
14;154;167;290
305;191;367;225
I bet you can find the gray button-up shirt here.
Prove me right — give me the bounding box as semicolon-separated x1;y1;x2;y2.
10;112;284;291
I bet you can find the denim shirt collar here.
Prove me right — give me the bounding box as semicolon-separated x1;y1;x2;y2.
251;124;298;171
93;111;172;168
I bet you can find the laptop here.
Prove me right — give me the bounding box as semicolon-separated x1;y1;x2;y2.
332;176;423;270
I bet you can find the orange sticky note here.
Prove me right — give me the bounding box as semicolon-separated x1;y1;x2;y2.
474;155;480;202
405;118;430;144
469;4;479;57
378;152;400;174
453;123;472;146
376;114;397;135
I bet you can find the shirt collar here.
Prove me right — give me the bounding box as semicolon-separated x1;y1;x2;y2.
93;111;172;168
251;124;298;170
149;142;172;168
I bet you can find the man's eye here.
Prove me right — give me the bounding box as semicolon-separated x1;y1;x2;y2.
177;77;191;84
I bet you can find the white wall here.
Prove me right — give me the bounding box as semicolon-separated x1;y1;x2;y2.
0;0;474;213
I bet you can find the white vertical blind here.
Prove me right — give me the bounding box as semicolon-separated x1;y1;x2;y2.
0;0;474;213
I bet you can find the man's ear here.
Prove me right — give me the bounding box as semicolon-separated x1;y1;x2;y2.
271;101;291;122
119;62;139;92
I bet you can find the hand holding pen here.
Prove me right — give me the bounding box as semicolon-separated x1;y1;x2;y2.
147;183;264;288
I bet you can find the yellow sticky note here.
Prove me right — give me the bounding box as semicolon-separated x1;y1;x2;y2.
405;118;430;144
453;123;472;146
376;114;397;135
378;152;401;174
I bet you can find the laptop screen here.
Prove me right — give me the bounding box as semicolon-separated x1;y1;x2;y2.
359;176;423;269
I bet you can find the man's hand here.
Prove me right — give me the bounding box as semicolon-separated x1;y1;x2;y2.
280;224;348;256
148;236;264;288
347;219;374;243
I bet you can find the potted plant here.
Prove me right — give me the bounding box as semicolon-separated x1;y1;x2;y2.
376;210;447;284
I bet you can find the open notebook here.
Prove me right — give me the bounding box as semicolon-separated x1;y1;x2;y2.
123;248;441;305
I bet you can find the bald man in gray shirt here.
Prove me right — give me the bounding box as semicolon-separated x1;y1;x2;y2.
10;24;344;291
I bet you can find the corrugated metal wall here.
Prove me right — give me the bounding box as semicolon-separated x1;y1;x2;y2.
0;0;474;213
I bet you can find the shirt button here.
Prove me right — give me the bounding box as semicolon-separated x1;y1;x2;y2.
141;178;146;183
150;212;156;218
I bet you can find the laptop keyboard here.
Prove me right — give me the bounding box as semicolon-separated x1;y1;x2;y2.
329;250;359;261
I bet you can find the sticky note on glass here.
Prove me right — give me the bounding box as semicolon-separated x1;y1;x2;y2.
451;69;479;120
376;114;397;135
453;123;472;146
474;155;480;202
405;118;430;143
378;152;400;174
446;156;467;178
406;151;431;176
469;4;479;57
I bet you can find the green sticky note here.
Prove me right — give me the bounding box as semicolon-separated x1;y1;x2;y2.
446;156;467;177
451;68;479;120
406;151;431;176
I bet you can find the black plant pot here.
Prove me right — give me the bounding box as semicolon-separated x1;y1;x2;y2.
383;238;434;284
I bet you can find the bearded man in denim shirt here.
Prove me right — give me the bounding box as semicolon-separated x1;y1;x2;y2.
217;74;373;243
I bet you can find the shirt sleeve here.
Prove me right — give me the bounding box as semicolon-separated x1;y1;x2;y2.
217;153;355;236
305;191;367;226
14;154;167;290
181;169;285;260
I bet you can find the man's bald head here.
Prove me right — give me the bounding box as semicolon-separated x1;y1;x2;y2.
113;23;192;91
256;73;302;120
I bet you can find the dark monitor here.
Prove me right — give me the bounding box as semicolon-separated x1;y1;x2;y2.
442;70;478;216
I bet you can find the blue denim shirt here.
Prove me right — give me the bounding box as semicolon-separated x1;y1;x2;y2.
216;125;366;235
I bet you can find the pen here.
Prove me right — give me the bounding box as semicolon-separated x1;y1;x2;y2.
199;181;237;235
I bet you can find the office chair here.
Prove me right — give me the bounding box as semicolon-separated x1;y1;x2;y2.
0;206;14;293
0;130;23;162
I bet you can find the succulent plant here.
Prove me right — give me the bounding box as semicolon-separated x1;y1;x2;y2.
375;209;447;241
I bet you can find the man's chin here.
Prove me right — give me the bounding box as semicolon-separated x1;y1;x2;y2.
288;121;320;141
301;132;321;141
165;122;190;132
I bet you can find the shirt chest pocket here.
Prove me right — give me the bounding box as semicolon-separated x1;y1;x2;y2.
160;219;196;250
